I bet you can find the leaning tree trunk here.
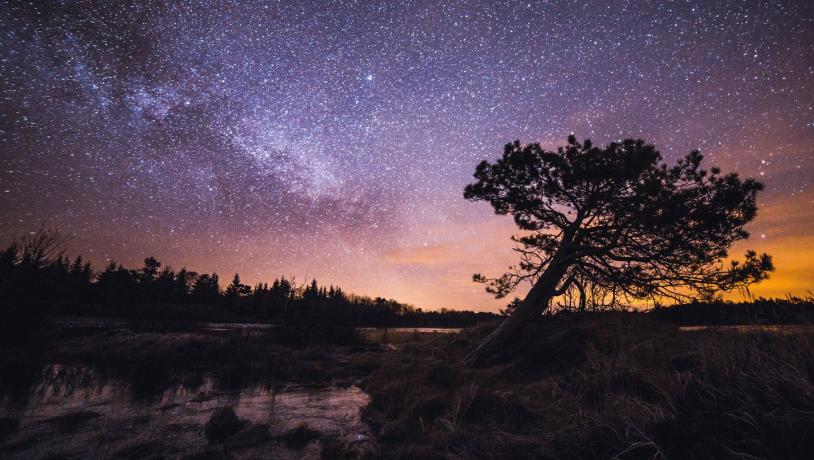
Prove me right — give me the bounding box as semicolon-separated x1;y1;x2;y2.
465;262;566;366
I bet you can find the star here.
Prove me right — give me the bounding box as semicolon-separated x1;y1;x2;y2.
0;0;812;310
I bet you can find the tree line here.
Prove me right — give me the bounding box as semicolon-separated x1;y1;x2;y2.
0;228;495;327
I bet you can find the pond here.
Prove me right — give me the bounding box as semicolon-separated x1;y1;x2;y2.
0;364;372;459
678;324;814;334
358;326;462;344
52;317;463;341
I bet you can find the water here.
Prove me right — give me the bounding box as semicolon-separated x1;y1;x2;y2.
0;318;466;457
357;327;462;334
0;365;372;459
679;324;814;334
54;317;461;334
52;317;463;342
358;326;462;344
52;317;278;334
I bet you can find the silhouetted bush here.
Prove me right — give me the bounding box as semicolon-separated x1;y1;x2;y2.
47;410;101;433
204;408;243;443
0;417;19;440
279;423;320;448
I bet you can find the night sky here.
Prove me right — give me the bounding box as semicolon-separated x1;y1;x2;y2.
2;1;813;311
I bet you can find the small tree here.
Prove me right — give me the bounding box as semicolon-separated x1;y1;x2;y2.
140;257;162;284
173;268;197;302
225;273;251;299
500;298;522;316
464;136;773;364
191;273;221;304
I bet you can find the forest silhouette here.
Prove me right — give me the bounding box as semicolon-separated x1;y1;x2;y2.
0;227;494;346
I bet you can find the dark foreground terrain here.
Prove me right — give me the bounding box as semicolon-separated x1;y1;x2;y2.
365;312;814;459
1;304;813;459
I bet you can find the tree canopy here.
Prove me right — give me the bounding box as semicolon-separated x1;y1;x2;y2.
464;136;773;364
466;135;773;310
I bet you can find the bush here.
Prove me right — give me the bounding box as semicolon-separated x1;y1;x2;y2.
279;423;320;449
204;407;243;443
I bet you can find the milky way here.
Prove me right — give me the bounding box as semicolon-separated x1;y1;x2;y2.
2;1;813;310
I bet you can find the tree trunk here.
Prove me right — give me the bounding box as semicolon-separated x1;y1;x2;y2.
465;262;566;366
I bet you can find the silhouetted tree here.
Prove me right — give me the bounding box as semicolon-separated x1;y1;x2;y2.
153;268;177;303
140;257;161;284
173;268;197;302
500;298;522;317
270;277;293;315
464;136;774;364
303;279;321;302
66;255;92;300
16;226;70;270
191;273;221;304
225;273;251;307
96;262;139;304
0;226;71;302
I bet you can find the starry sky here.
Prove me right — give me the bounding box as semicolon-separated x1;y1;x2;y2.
1;0;813;311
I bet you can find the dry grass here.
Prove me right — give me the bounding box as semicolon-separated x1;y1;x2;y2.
363;312;814;459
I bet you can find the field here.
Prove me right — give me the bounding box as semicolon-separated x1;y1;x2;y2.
1;304;813;458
